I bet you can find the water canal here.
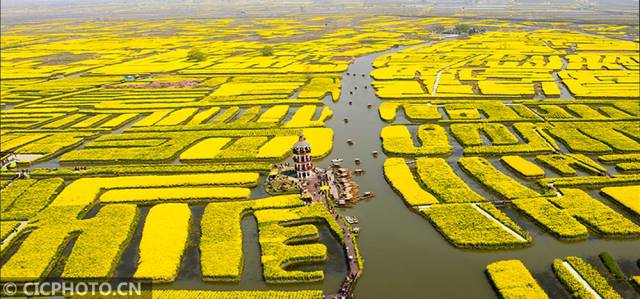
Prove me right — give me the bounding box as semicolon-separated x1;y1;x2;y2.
317;43;640;298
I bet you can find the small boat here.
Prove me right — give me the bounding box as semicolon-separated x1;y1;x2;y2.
354;158;361;165
354;169;365;175
367;103;372;109
343;117;349;123
364;85;368;89
361;74;365;77
345;216;359;224
348;101;352;105
361;191;375;199
346;72;350;75
371;150;378;157
331;158;344;163
346;139;354;145
352;73;356;77
354;86;357;90
349;91;353;95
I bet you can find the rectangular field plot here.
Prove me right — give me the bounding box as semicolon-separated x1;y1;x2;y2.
422;203;531;249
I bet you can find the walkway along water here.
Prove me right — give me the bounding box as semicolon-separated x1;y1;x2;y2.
303;171;361;299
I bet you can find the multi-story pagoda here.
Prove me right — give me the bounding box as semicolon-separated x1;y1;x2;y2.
292;134;312;178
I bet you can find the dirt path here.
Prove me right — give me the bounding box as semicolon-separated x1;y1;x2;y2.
471;203;527;242
561;261;603;299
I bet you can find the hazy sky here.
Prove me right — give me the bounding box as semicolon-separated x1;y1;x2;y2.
2;0;638;24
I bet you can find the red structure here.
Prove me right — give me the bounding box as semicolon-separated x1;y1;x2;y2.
293;134;312;178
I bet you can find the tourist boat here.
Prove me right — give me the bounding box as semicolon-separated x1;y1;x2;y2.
361;191;375;199
352;227;360;235
345;216;359;224
346;139;354;145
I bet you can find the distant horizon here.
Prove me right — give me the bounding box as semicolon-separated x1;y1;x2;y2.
2;0;639;24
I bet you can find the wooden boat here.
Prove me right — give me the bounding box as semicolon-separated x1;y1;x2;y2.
361;191;375;199
345;216;359;224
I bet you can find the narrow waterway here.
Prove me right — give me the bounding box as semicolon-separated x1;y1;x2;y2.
317;44;640;298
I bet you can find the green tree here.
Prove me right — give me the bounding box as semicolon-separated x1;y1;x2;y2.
187;48;206;61
261;46;274;56
433;24;445;33
454;23;470;34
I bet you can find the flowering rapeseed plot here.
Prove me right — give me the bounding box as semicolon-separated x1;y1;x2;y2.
511;197;589;240
383;158;439;206
371;30;638;99
549;189;640;237
458;157;541;200
255;203;344;283
134;203;191;282
600;186;640;216
151;290;324;299
553;256;623;299
200;195;306;282
381;124;451;156
423;203;531;249
416;158;486;203
486;260;548;299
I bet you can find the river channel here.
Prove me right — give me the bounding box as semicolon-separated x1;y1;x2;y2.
319;43;640;299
